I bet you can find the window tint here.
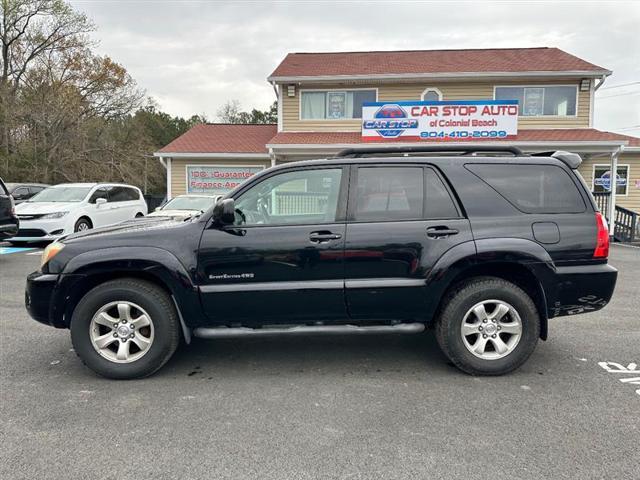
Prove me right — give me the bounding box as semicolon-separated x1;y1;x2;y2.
425;168;459;218
89;188;108;203
355;167;423;221
107;186;137;202
13;187;30;198
466;164;586;214
234;168;342;226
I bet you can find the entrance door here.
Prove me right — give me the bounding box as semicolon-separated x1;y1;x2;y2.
344;165;473;321
197;166;348;325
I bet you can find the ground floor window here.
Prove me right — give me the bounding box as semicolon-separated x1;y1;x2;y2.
186;165;263;195
592;164;629;196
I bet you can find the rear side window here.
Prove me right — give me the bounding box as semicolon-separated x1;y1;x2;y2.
466;163;586;214
425;168;459;218
354;167;423;221
108;186;138;202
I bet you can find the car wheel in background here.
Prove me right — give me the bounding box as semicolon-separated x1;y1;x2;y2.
435;276;540;376
74;218;92;232
135;212;144;218
70;278;180;379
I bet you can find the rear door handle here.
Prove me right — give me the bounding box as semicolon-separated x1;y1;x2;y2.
426;226;459;238
309;231;342;243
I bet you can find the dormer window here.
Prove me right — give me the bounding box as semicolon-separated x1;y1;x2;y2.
300;89;377;120
421;88;443;101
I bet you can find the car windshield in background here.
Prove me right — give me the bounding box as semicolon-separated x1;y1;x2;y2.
162;196;216;211
29;186;92;202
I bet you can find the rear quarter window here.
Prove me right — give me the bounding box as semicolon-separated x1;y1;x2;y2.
465;163;586;214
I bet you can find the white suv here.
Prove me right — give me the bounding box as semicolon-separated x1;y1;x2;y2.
9;183;147;244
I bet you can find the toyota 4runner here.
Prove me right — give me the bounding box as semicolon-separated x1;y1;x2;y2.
25;146;617;379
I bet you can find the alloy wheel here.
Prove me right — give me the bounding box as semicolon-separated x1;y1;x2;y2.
460;299;522;360
89;301;154;363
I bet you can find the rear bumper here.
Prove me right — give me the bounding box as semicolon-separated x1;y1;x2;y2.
0;220;19;239
547;263;617;317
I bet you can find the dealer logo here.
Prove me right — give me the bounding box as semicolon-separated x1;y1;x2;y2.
362;104;418;138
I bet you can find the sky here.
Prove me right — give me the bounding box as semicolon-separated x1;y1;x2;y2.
71;0;640;136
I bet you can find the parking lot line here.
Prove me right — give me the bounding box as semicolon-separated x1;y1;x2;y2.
0;247;36;255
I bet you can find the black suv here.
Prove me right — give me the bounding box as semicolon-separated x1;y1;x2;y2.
25;146;617;379
1;177;19;240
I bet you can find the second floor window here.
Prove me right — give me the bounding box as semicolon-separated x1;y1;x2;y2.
495;86;577;117
301;89;376;120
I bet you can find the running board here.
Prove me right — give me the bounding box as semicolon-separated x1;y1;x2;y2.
193;323;425;339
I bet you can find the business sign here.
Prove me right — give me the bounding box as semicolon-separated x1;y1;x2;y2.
594;168;627;192
186;165;263;194
361;100;518;141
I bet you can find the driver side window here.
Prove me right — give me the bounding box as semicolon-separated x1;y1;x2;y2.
234;168;343;226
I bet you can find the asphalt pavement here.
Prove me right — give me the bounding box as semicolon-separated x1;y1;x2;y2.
1;243;638;480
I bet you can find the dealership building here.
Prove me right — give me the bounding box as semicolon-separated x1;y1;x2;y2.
155;47;639;232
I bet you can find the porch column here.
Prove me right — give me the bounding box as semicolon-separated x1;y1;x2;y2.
269;148;276;167
607;148;620;238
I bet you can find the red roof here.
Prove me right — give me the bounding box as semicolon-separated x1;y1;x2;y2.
269;48;609;79
157;123;276;154
268;129;639;146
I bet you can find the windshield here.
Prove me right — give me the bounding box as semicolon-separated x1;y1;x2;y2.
161;196;216;211
29;186;92;202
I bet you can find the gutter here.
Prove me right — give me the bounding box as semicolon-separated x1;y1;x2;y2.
268;69;612;83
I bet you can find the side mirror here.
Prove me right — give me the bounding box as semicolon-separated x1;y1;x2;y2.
95;197;107;206
212;198;235;225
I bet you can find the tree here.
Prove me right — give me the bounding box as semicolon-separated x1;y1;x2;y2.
0;0;94;156
217;99;277;124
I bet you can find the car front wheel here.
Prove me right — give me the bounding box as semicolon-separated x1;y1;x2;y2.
70;278;180;379
435;276;540;375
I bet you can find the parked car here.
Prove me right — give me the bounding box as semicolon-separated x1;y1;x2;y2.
9;183;147;244
0;177;19;240
147;194;219;219
25;146;617;379
4;183;50;204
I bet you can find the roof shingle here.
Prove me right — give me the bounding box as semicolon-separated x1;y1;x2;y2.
269;47;609;79
267;129;639;146
157;123;276;154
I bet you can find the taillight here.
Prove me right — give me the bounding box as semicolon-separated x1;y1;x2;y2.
594;212;609;259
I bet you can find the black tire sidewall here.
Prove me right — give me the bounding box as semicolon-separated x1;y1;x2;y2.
71;281;178;379
437;278;540;375
74;218;91;232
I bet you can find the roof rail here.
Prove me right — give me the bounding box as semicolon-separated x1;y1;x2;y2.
335;145;524;158
531;150;582;169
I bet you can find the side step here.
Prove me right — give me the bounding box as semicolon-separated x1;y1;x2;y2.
193;323;425;339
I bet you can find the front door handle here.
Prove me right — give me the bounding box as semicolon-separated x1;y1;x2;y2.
309;231;342;243
426;226;459;238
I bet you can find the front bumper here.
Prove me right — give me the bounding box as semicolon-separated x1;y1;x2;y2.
10;217;72;242
25;271;60;327
547;263;618;317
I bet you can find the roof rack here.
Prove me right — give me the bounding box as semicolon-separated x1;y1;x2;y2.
335;145;524;158
530;150;582;169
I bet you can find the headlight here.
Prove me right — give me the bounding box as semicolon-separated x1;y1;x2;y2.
41;242;65;267
41;211;69;219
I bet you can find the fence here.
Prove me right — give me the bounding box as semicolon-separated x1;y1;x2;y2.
273;191;329;216
592;192;638;243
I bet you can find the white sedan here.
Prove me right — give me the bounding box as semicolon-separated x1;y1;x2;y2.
9;183;147;244
147;194;219;219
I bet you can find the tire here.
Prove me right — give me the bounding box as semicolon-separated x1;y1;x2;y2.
74;217;92;232
135;212;144;218
70;278;180;379
435;276;540;376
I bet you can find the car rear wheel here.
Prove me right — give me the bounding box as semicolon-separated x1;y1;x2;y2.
70;279;180;379
435;277;540;375
74;218;92;232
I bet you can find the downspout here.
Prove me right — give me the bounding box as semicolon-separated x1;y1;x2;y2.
607;145;624;238
594;74;608;91
271;81;283;133
269;147;276;167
